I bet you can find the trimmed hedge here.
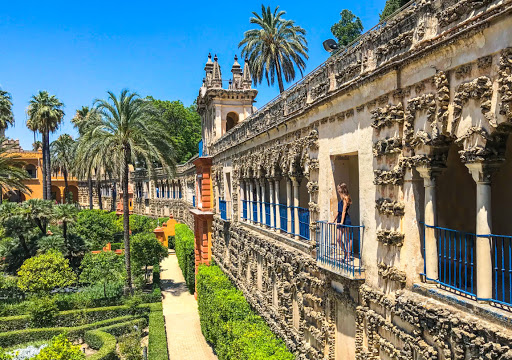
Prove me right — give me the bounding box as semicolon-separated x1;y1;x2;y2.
148;303;168;360
97;317;147;338
0;315;136;348
0;304;151;333
175;224;195;293
197;265;294;360
84;329;117;360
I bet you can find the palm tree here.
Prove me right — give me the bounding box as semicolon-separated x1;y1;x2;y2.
239;5;309;93
80;89;175;294
0;138;31;199
53;203;78;252
72;106;100;209
26;91;64;200
51;134;75;203
0;90;14;136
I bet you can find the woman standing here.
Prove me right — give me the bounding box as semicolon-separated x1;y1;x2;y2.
333;183;352;260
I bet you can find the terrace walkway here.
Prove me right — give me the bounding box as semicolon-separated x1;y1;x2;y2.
160;251;217;360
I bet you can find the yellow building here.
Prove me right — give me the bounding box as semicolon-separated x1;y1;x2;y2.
2;139;78;203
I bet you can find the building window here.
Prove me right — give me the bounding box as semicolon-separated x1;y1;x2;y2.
26;164;37;178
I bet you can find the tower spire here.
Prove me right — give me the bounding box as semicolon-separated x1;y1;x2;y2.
231;55;242;89
242;57;252;90
204;53;214;88
211;54;222;88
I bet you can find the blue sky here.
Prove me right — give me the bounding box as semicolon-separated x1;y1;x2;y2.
0;0;387;149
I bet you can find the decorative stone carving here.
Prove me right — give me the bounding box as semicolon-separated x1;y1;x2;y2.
375;198;405;216
435;71;450;133
439;0;494;27
452;76;494;132
373;137;403;157
455;63;472;80
499;48;512;121
404;93;436;147
377;263;406;286
374;167;405;186
376;230;404;247
371;103;404;130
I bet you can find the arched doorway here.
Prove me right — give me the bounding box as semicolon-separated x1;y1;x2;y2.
68;185;79;203
226;112;239;133
51;185;62;203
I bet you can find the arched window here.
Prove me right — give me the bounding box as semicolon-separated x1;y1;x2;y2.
226;112;239;133
26;164;37;178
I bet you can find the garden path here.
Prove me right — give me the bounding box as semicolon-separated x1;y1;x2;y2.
160;251;217;360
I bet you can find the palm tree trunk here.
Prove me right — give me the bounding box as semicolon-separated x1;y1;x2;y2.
63;169;69;204
97;178;103;210
275;56;285;93
123;145;133;295
111;181;117;212
44;128;52;201
41;132;48;200
88;174;93;209
63;220;68;249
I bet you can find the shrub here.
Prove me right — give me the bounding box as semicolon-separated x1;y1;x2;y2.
130;233;167;281
80;252;125;298
97;317;147;338
197;264;294;360
148;303;168;360
32;333;85;360
17;251;76;294
110;243;124;251
84;330;116;360
0;304;151;334
0;315;138;348
0;348;12;360
29;297;59;328
72;210;122;250
118;331;142;360
175;224;195;293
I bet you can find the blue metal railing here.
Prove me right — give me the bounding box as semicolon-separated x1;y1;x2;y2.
278;204;287;232
422;224;476;297
242;200;248;220
219;198;229;220
264;202;271;227
252;201;258;222
298;207;310;240
490;235;512;305
316;221;364;277
156;188;160;198
192;195;196;207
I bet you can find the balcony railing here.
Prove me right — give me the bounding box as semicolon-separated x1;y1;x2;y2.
242;200;248;220
297;207;310;241
219;198;231;221
264;202;271;227
491;235;512;306
278;204;287;232
192;195;196;207
316;221;364;278
422;224;476;298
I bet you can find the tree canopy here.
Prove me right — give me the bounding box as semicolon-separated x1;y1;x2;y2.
331;10;364;47
380;0;409;21
149;98;201;164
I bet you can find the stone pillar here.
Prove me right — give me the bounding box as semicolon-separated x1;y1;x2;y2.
269;179;275;230
466;162;494;300
240;180;245;221
260;179;267;228
286;177;292;233
255;179;261;225
417;166;441;282
292;177;300;240
275;179;281;232
249;180;254;224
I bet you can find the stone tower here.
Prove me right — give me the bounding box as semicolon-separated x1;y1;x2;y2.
197;54;258;155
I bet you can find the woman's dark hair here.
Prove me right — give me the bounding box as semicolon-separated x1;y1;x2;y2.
337;183;352;206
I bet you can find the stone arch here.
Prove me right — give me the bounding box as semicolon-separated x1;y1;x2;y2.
68;185;79;203
226;112;239;133
51;185;61;203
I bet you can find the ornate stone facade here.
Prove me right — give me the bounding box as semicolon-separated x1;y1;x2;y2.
81;1;512;358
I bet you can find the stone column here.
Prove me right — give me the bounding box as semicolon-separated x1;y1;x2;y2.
466;162;494;300
255;179;261;225
417;166;441;282
269;179;275;230
260;179;267;228
275;179;281;232
249;180;254;224
286;177;292;233
240;180;245;221
292;177;300;240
